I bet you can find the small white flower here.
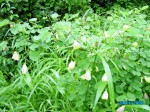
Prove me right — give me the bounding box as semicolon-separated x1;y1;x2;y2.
12;51;20;61
102;73;108;82
104;31;110;38
144;76;150;83
123;25;130;31
68;61;76;70
119;30;125;34
80;69;91;81
102;90;108;100
73;40;81;50
116;105;125;112
21;63;28;74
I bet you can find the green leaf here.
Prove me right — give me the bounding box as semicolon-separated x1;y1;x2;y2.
141;6;149;11
32;31;51;42
99;55;115;112
116;95;128;101
29;51;41;61
126;105;150;111
0;41;7;50
53;21;72;33
127;93;136;101
29;43;39;50
94;81;107;108
0;19;10;28
24;74;33;89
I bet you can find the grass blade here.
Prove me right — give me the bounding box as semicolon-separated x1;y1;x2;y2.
100;55;115;112
126;105;150;111
94;81;107;109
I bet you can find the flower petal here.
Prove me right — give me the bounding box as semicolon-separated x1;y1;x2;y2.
21;63;28;74
12;51;20;61
102;90;108;100
81;69;91;81
68;61;76;70
116;105;125;112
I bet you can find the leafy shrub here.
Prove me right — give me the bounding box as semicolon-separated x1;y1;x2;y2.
0;1;150;112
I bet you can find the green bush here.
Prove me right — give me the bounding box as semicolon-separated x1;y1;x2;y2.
0;4;150;111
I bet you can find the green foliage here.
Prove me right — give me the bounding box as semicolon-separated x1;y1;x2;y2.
0;0;150;112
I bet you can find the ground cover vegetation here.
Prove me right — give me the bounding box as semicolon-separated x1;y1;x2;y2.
0;0;150;112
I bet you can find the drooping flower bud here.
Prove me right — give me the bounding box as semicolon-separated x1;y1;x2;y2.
123;25;130;31
116;105;125;112
102;73;108;82
21;63;28;74
12;51;20;61
80;69;91;81
68;61;76;70
73;40;81;50
102;90;108;100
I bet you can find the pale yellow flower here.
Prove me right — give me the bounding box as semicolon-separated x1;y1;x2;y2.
102;90;108;100
123;25;130;31
144;76;150;83
21;63;28;74
73;40;81;50
12;51;20;61
104;31;110;38
80;69;91;81
102;73;108;82
144;93;149;99
68;61;76;70
132;42;138;47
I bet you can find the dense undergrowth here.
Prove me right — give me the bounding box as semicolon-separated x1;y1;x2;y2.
0;0;150;112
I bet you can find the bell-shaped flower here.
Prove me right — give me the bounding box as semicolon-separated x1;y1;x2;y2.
21;63;28;74
102;73;108;82
12;51;20;61
116;105;125;112
102;90;108;100
73;40;81;50
68;61;76;70
80;69;91;81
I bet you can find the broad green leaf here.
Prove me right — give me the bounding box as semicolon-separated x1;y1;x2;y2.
32;31;51;42
53;21;72;33
29;43;39;50
141;6;149;11
0;19;10;28
94;81;107;108
29;51;41;61
0;41;7;50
